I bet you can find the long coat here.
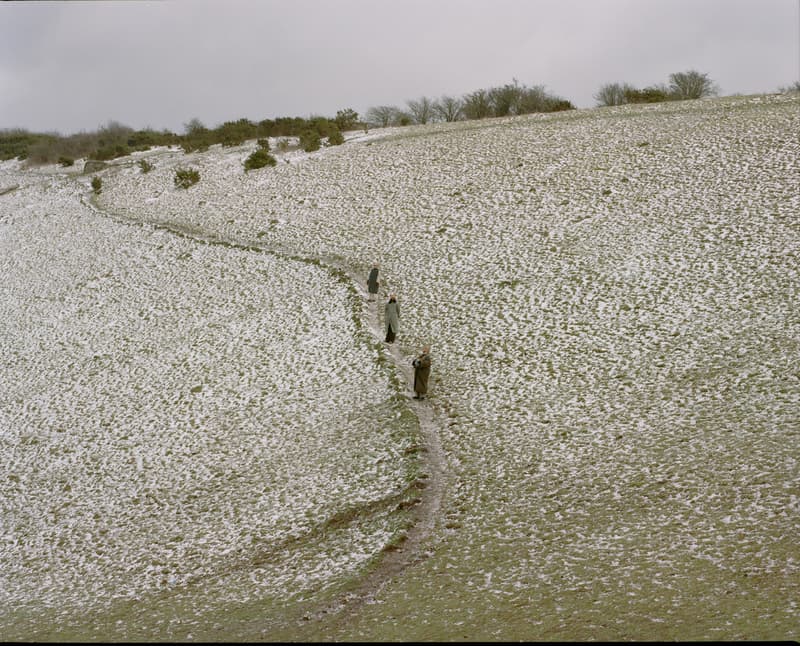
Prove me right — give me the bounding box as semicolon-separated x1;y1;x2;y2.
367;267;379;295
413;353;431;395
384;299;400;333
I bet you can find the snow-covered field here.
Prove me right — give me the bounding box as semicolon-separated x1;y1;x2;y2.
1;92;798;640
0;158;420;638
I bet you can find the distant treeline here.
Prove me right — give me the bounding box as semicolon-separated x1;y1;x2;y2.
594;70;720;106
0;109;361;165
4;71;797;166
364;79;575;127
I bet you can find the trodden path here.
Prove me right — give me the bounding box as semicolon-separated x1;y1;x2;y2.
291;266;450;633
84;189;450;636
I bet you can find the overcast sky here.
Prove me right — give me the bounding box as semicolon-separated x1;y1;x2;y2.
1;0;798;135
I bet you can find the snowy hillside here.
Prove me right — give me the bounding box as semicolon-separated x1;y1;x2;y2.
1;92;798;641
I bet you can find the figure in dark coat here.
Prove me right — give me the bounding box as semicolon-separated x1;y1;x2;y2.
367;263;380;301
384;294;400;343
412;345;431;399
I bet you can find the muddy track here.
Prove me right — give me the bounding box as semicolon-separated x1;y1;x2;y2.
294;263;450;632
80;190;449;634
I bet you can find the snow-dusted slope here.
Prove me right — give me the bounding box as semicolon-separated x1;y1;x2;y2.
0;162;419;638
2;93;798;640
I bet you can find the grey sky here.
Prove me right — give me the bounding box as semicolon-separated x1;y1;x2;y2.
1;0;798;135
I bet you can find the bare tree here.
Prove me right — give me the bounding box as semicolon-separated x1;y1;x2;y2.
392;110;414;126
364;105;398;128
489;80;524;116
517;84;551;113
777;81;800;93
668;70;718;100
96;120;134;152
97;120;133;137
462;89;493;120
434;95;464;122
406;96;435;124
594;82;630;107
183;118;208;136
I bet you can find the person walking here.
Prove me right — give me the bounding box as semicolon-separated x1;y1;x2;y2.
412;345;431;399
367;263;380;302
384;293;400;343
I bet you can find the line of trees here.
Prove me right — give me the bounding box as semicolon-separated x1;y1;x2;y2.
364;79;575;127
4;70;796;165
0;108;362;164
594;70;719;106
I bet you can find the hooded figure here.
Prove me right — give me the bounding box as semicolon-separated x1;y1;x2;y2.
367;263;380;301
412;345;431;399
384;294;400;343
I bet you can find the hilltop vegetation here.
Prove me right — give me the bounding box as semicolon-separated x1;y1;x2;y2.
0;110;359;165
4;69;775;166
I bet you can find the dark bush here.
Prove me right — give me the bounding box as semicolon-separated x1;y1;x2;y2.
127;128;177;149
174;167;200;189
308;116;333;138
257;138;270;151
243;148;277;171
138;159;153;173
91;176;102;194
180;136;211;153
334;108;359;131
545;98;575;112
216;118;258;147
299;130;321;152
0;129;55;161
58;156;74;167
326;128;344;146
180;118;212;153
624;85;673;103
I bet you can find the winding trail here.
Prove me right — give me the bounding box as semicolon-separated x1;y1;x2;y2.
293;265;450;632
81;186;450;635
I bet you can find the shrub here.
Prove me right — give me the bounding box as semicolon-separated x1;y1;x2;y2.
326;128;344;146
0;129;54;161
216;118;258;147
545;98;575;112
180;119;212;153
276;138;291;152
138;159;153;173
308;116;334;138
180;137;211;154
299;130;321;152
174;167;200;189
334;108;359;131
462;90;493;120
243;148;277;172
93;145;130;161
58;156;74;167
624;84;673;104
91;176;102;194
257;138;270;151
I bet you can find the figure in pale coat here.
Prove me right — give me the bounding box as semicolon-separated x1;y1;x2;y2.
412;345;431;399
384;294;400;343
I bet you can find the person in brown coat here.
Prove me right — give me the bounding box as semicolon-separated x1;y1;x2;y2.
412;345;431;399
